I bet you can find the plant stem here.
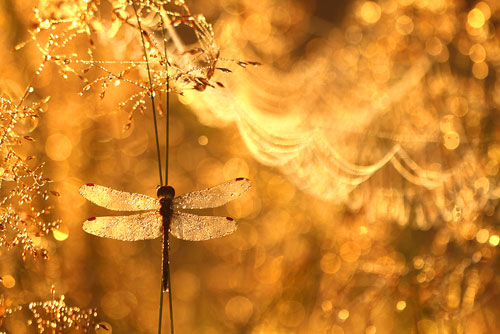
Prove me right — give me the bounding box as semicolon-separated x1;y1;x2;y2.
160;8;174;334
159;9;174;334
158;279;164;334
132;1;163;186
132;2;174;334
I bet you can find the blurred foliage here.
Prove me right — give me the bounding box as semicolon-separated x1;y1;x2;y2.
0;0;499;334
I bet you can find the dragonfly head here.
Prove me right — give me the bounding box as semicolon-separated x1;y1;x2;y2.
157;185;175;199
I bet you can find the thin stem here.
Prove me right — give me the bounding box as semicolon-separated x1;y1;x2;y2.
160;13;170;187
165;242;174;334
165;57;170;186
160;8;174;334
132;1;163;186
158;279;164;334
131;2;169;334
18;69;38;107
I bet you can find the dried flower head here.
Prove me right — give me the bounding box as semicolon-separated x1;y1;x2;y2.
27;287;97;333
0;92;59;259
15;0;101;79
0;286;97;334
21;0;259;131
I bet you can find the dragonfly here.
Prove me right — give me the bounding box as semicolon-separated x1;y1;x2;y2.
79;177;251;291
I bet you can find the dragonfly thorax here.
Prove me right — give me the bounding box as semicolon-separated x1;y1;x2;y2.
157;185;175;199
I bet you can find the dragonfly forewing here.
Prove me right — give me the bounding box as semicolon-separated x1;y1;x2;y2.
83;211;162;241
80;184;160;211
173;178;251;210
170;212;237;241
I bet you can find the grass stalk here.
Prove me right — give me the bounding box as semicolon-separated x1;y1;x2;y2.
131;2;174;334
159;8;174;334
132;1;163;186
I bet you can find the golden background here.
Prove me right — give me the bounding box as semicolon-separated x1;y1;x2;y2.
1;0;499;333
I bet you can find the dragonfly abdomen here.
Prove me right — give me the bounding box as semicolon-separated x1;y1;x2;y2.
158;185;175;292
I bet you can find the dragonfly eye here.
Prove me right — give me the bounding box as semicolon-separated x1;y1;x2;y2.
157;185;175;198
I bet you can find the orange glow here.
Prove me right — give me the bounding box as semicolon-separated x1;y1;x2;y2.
1;0;500;333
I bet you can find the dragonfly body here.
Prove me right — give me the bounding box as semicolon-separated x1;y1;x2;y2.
79;178;251;292
158;185;175;292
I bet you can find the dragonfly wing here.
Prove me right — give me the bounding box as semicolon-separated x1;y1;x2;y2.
172;178;251;209
170;212;237;241
79;184;159;211
83;211;162;241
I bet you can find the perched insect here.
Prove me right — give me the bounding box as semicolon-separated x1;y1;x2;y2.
79;178;251;291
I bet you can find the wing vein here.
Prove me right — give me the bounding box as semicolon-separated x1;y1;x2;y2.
173;178;251;209
79;184;160;211
83;211;162;241
170;212;237;241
